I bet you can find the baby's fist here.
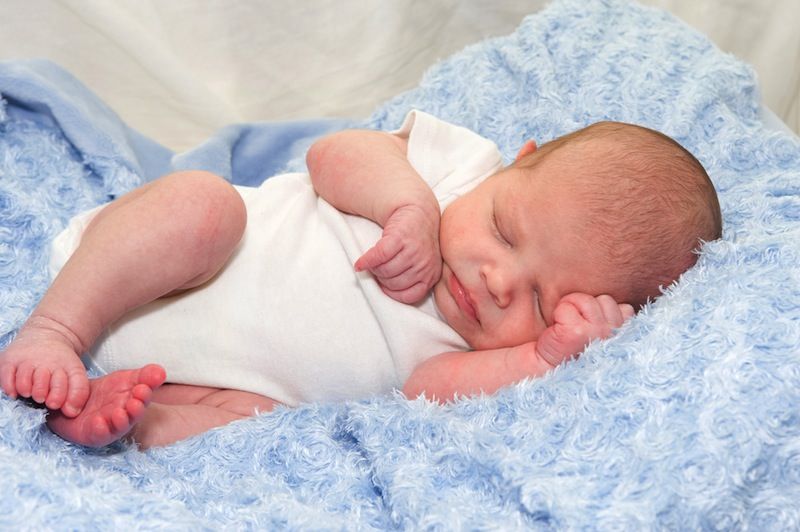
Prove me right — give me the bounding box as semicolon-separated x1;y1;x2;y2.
536;293;634;367
355;204;441;304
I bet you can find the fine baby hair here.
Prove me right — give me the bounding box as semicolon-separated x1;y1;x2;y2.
515;121;722;308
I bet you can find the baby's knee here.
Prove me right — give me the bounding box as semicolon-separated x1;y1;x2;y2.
156;171;247;274
165;171;247;241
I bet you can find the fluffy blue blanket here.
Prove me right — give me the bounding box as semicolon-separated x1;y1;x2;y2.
2;0;799;528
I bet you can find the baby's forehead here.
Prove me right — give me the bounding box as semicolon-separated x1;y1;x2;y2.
496;168;596;225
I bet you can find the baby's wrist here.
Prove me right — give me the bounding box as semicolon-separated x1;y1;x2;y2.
376;184;439;228
508;341;548;373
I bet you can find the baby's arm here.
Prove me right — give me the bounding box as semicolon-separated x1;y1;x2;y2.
307;130;441;303
403;294;634;402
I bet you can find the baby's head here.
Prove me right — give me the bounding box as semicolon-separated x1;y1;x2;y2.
519;121;722;308
434;121;721;350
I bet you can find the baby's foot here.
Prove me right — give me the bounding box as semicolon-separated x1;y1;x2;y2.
47;364;166;447
0;316;90;416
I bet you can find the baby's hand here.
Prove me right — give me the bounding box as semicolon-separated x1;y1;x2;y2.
535;293;634;367
355;203;442;304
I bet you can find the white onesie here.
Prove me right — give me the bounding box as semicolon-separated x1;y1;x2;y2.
49;111;504;406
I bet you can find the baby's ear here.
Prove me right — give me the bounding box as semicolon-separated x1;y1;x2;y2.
515;140;538;162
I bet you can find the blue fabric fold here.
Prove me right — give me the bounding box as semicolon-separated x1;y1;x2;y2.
172;119;352;187
0;59;351;195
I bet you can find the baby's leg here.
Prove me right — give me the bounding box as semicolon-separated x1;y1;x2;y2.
131;385;280;448
47;370;277;448
0;171;246;418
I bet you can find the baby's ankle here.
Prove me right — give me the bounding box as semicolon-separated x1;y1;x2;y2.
20;314;86;354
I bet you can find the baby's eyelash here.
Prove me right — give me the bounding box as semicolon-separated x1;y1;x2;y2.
491;202;511;247
534;289;546;324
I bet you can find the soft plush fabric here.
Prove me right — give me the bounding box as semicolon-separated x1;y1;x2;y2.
1;0;799;528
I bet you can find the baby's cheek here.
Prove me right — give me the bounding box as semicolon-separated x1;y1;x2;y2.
508;320;542;346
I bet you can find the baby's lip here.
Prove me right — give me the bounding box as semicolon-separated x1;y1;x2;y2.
448;271;478;323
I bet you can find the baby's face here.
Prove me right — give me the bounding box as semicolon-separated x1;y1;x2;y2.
433;161;609;350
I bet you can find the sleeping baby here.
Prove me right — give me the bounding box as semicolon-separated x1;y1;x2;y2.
0;111;721;448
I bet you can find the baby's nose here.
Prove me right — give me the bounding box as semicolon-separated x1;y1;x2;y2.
481;265;512;308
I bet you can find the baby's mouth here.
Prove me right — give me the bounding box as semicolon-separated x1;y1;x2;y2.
448;271;478;323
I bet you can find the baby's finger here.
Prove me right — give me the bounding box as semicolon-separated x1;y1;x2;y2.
596;294;624;326
369;253;415;280
551;297;585;326
619;304;635;320
559;293;603;323
354;235;402;273
375;264;426;293
381;281;429;305
0;363;18;398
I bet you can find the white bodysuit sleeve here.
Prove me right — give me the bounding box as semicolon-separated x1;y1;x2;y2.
392;110;504;209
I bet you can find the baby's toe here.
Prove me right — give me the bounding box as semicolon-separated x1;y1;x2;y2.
131;383;153;404
139;364;167;389
31;367;52;403
88;414;113;446
62;370;90;417
0;363;18;398
45;369;69;410
110;406;133;434
14;362;35;398
126;397;146;420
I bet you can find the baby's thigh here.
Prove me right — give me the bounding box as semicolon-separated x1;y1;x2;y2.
199;389;281;416
152;383;280;416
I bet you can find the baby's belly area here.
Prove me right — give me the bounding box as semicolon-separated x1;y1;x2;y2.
89;305;396;407
87;208;398;407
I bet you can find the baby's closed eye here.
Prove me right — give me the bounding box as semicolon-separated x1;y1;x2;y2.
491;199;512;247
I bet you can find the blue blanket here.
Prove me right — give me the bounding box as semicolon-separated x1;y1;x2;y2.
2;0;800;528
